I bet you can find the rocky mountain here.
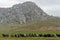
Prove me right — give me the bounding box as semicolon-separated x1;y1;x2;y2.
0;1;57;24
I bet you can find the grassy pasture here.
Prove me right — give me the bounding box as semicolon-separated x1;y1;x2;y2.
0;37;60;40
0;19;60;40
0;31;60;40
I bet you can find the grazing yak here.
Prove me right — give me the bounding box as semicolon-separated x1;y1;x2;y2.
38;34;57;37
11;34;20;37
19;34;26;37
11;34;17;37
40;34;57;37
56;34;60;37
38;34;43;37
28;33;39;37
10;34;26;37
2;33;60;37
2;34;9;37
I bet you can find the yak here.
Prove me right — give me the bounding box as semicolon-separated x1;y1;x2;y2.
2;34;9;37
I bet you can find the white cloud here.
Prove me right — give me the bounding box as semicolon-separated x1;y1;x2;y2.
40;5;60;16
0;0;19;7
0;0;60;17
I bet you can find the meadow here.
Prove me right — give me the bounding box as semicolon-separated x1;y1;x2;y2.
0;37;60;40
0;19;60;40
0;31;60;40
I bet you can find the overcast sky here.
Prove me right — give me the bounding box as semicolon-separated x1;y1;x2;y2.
0;0;60;17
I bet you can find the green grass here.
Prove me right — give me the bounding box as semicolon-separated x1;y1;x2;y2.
1;31;60;34
0;18;60;40
0;37;60;40
0;31;60;40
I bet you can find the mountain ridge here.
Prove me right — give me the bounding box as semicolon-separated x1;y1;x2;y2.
0;1;59;24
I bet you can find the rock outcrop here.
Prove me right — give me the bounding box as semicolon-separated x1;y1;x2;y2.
0;1;50;24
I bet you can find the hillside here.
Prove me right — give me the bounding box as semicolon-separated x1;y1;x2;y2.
0;1;49;24
0;18;60;32
0;1;60;32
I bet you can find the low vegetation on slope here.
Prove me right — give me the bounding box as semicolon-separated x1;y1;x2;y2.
0;18;60;32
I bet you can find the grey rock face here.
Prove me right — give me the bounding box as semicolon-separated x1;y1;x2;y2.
0;1;48;24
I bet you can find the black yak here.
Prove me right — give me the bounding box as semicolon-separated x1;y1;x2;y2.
2;34;9;37
56;34;60;37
